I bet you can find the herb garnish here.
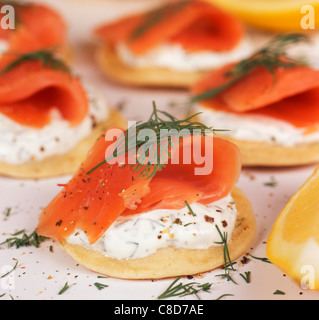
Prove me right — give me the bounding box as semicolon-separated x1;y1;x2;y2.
239;271;251;284
214;225;237;284
248;253;272;264
264;177;278;187
191;33;310;104
157;276;212;300
58;282;70;295
3;208;11;217
94;282;109;291
87;102;222;179
185;201;196;217
0;260;18;279
215;293;234;300
0;229;48;249
0;48;70;76
273;289;285;295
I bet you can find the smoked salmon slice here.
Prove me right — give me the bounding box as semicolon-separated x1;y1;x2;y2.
95;0;244;55
0;52;89;128
37;128;241;244
0;2;67;54
191;62;319;129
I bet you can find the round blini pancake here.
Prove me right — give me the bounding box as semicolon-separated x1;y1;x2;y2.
190;112;319;167
0;108;126;179
96;44;207;88
215;135;319;167
59;187;256;280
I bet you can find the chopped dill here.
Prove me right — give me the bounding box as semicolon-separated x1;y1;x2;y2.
248;253;272;264
0;260;18;279
0;229;48;249
214;225;237;284
94;282;109;291
58;282;70;295
185;201;197;217
157;276;212;300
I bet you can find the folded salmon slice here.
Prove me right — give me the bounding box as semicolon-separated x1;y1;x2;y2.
95;0;244;55
192;63;319;129
0;2;67;53
0;56;89;128
37;130;241;244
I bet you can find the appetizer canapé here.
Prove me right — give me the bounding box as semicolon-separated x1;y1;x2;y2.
0;2;67;56
0;49;125;178
37;106;256;279
94;0;252;88
191;34;319;166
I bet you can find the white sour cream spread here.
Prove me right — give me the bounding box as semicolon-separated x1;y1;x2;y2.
0;88;109;165
116;38;253;72
67;194;237;260
195;105;319;147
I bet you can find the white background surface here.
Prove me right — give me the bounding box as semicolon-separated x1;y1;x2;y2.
1;0;319;300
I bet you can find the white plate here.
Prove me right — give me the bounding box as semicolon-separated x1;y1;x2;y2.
1;0;319;301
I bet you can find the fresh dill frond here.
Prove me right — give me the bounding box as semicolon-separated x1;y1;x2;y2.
87;101;222;179
248;253;272;264
157;276;213;300
0;48;70;76
191;33;310;103
0;260;18;279
214;224;237;284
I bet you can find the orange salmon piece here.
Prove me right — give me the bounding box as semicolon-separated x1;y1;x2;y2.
192;64;319;128
0;59;88;128
37;131;241;244
95;0;244;55
0;3;67;53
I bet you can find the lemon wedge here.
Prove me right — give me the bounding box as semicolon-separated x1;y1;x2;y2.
267;167;319;290
207;0;319;32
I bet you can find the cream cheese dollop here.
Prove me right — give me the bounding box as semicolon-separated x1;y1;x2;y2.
116;38;253;72
67;194;237;260
195;105;319;147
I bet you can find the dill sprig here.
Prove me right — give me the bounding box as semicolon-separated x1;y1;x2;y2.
130;0;193;40
191;33;310;103
157;276;212;300
0;229;48;249
87;102;223;179
0;48;70;76
239;271;251;284
214;225;237;284
0;260;18;279
248;253;272;264
185;201;196;217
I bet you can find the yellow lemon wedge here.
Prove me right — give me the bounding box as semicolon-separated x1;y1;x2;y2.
207;0;319;32
267;167;319;290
